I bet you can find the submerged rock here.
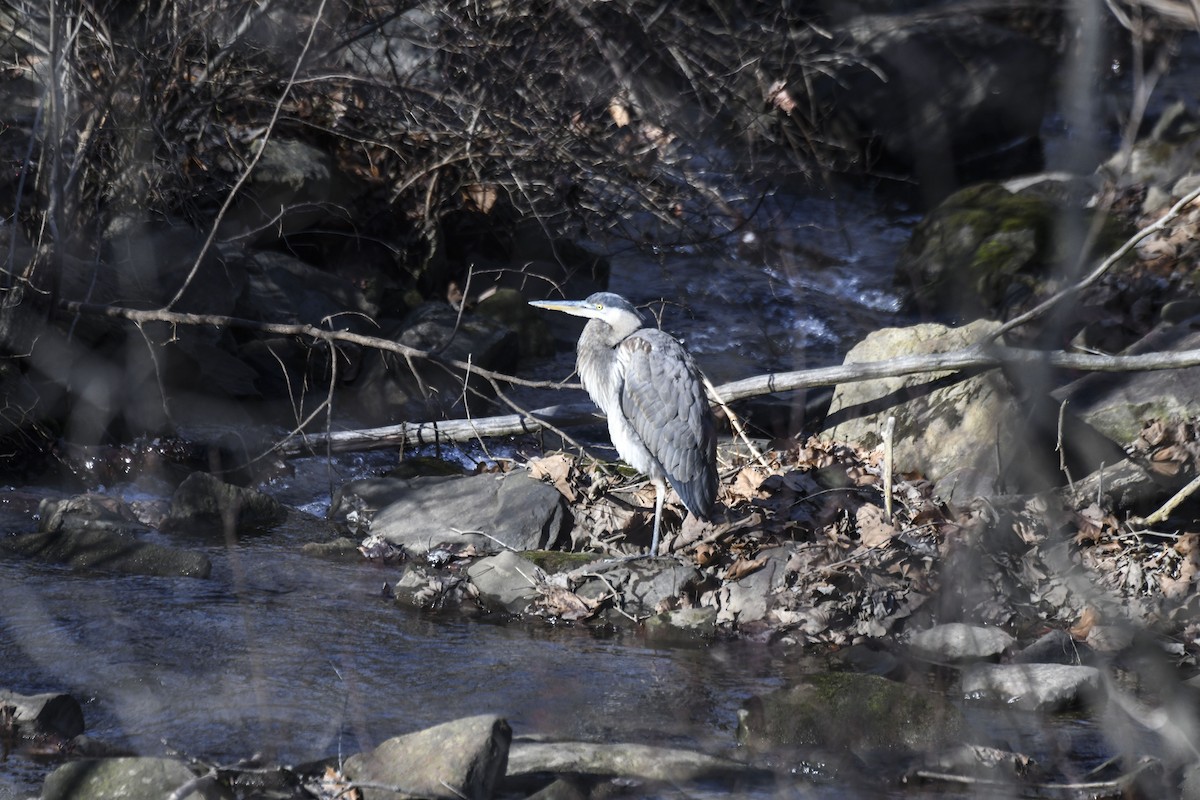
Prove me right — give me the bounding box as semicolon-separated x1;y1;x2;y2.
343;714;511;800
737;672;964;755
42;757;231;800
3;497;212;577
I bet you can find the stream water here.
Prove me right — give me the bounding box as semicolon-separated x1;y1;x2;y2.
0;177;1124;797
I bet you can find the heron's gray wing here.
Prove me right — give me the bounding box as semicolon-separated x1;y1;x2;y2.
616;330;717;518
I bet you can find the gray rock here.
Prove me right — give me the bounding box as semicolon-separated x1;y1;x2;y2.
164;471;287;537
335;473;568;556
467;551;546;614
961;663;1101;711
507;739;755;784
1011;629;1087;665
574;557;709;618
737;672;964;754
343;714;511;800
821;320;1025;503
5;499;211;577
42;757;231;800
908;623;1014;662
0;689;84;739
1056;324;1200;445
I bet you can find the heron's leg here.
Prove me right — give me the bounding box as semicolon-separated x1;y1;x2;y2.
650;479;666;555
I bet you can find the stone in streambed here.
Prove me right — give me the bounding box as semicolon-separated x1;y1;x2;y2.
961;663;1101;711
1;497;212;577
907;623;1014;662
42;757;231;800
163;471;286;537
467;550;545;614
343;714;511;800
737;672;964;755
333;472;568;556
0;689;84;739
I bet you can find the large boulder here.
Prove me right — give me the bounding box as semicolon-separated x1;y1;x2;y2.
343;714;511;800
820;319;1124;502
821;320;1021;501
895;180;1128;320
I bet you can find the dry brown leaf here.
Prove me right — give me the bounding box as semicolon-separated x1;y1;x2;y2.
528;453;578;502
722;555;768;582
462;183;498;214
608;99;631;128
693;542;719;567
532;585;603;621
855;504;896;548
1069;607;1099;640
730;467;769;502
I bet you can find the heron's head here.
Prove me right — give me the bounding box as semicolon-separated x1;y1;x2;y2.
529;292;645;335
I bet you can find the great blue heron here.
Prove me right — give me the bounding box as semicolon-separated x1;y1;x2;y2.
529;292;718;555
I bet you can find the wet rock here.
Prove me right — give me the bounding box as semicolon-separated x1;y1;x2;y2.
3;497;212;577
645;606;718;638
343;714;511;800
1011;629;1088;665
907;623;1014;662
335;473;568;556
467;550;546;614
737;672;964;755
299;536;363;560
42;757;231;800
573;556;710;618
37;494;147;536
392;564;465;610
2;527;212;577
0;689;84;739
961;663;1101;711
163;471;287;537
506;739;756;784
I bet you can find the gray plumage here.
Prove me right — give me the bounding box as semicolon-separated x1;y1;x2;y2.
529;292;718;554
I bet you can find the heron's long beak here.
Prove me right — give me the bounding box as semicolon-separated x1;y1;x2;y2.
528;299;598;319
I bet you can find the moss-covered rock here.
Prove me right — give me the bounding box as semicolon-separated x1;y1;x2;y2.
736;672;964;755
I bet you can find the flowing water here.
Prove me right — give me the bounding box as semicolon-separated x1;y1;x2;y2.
0;183;1120;799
